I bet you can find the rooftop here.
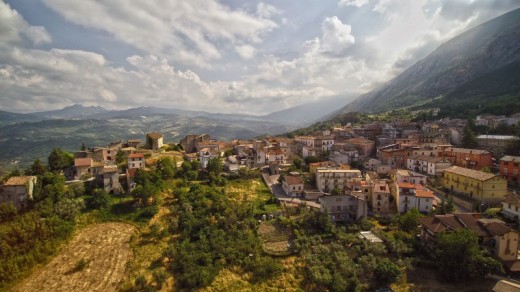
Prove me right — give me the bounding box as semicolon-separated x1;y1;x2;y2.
128;153;145;159
477;135;519;140
3;176;36;186
147;132;163;140
444;166;496;181
285;175;304;185
501;155;520;162
449;148;490;155
75;158;93;167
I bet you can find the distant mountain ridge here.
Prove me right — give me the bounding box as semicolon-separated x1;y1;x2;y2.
339;8;520;115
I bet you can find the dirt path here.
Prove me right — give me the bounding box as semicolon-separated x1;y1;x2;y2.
12;222;137;292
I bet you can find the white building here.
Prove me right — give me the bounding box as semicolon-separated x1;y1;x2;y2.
128;153;145;169
282;172;304;197
396;183;434;213
407;155;452;176
502;193;520;221
199;148;220;169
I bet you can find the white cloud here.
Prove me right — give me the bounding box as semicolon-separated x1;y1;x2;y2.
42;0;278;67
0;2;52;46
339;0;370;8
235;45;256;59
320;16;355;54
256;2;279;18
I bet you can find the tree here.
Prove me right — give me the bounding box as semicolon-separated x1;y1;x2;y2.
330;187;341;196
461;124;478;148
156;157;175;179
397;208;423;234
81;142;86;151
304;156;320;164
293;158;302;170
25;159;48;176
48;148;74;172
435;229;502;282
206;157;223;176
0;203;18;223
115;150;127;165
481;167;491;173
87;189;111;209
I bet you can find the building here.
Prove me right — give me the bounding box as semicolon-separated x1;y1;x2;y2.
501;193;520;221
127;139;142;148
199;148;220;169
101;166;121;194
180;134;211;153
477;135;519;156
146;132;164;150
392;169;427;185
443;148;492;170
282;172;304;197
74;157;93;180
407;155;452;176
316;169;362;194
371;180;391;216
309;161;340;174
348;138;376;156
500;156;520;182
319;193;367;222
395;183;434;213
419;213;520;271
0;176;37;209
379;147;414;169
128;153;145;169
443;166;507;202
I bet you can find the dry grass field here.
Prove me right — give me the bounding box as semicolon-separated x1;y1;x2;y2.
12;223;136;292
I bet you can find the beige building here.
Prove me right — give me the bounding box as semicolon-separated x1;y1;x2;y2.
0;176;37;209
372;180;391;216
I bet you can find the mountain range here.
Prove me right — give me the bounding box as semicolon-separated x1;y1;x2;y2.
336;8;520;118
0;98;350;170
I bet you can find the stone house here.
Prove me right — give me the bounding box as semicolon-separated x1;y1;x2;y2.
146;132;164;150
127;153;145;169
0;176;37;209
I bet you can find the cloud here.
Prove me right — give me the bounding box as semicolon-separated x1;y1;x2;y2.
339;0;369;8
235;45;256;59
320;16;355;55
42;0;278;67
0;2;52;46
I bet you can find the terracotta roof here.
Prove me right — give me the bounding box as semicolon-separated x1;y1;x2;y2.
128;153;144;159
415;189;435;198
501;155;520;162
268;148;284;155
147;132;163;140
285;175;303;185
75;158;93;167
444;166;496;181
4;176;36;186
398;182;415;189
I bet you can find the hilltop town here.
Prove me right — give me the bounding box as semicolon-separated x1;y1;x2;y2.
1;112;520;290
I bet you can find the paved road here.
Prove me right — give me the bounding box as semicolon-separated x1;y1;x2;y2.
261;167;288;199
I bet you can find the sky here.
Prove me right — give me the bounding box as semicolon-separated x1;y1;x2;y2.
1;0;519;115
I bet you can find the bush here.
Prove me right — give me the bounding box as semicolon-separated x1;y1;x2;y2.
374;260;401;285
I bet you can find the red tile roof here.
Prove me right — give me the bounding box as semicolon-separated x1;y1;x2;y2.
415;189;435;198
285;175;303;185
128;153;144;159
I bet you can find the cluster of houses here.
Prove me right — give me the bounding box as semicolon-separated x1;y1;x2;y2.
1;113;520;271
